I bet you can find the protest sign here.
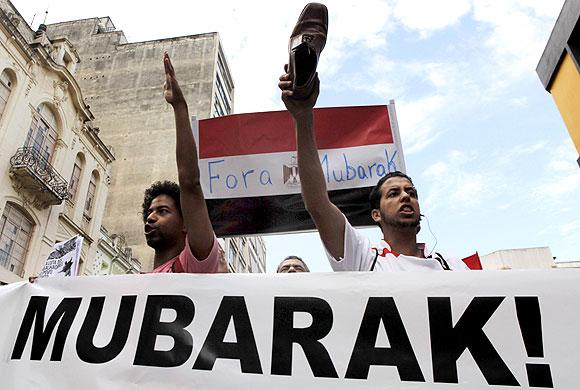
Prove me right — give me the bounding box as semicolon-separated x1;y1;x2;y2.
37;235;82;278
1;270;579;389
196;104;405;235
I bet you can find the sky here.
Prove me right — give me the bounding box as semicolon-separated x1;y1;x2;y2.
15;0;579;272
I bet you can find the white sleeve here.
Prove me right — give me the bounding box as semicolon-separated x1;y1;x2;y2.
324;214;374;272
448;257;471;271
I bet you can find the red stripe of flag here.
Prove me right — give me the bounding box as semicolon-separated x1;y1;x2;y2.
462;252;482;270
198;105;392;159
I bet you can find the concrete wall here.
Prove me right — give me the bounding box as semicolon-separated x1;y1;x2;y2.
555;261;580;268
46;20;221;268
480;247;556;270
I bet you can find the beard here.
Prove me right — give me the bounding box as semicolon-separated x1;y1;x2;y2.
145;229;171;250
145;226;185;251
380;210;421;231
145;231;162;248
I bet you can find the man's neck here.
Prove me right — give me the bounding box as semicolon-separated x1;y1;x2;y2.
382;226;423;258
153;241;185;269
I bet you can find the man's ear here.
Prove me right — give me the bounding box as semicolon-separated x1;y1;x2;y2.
371;208;381;223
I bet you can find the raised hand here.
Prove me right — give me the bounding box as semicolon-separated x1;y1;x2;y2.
278;62;345;262
279;64;319;121
163;52;186;107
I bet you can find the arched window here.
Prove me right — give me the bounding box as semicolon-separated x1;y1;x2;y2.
25;103;58;163
0;203;34;276
68;154;84;201
0;69;15;119
84;171;98;216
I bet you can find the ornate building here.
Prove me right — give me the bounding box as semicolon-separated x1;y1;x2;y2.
0;1;115;283
93;226;141;275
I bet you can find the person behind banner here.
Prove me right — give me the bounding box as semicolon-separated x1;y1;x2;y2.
278;68;468;272
276;255;310;273
142;53;219;273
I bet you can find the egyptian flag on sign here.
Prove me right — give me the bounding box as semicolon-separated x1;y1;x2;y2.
195;104;406;236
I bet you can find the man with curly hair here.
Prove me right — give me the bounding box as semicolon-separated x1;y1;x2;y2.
141;53;220;273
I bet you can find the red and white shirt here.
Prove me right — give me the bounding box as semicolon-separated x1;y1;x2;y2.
325;216;469;272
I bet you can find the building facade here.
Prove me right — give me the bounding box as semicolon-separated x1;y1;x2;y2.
479;247;556;270
218;236;266;273
0;1;114;283
44;16;265;271
93;225;141;275
537;0;580;168
555;260;580;269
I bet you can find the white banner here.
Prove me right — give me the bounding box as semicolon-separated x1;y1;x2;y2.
1;270;579;389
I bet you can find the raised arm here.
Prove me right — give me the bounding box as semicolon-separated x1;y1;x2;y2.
279;67;346;259
163;52;214;259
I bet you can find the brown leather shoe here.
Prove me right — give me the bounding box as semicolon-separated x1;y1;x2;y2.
288;3;328;100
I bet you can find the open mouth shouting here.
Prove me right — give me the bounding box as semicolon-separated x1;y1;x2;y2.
144;224;157;236
399;204;415;216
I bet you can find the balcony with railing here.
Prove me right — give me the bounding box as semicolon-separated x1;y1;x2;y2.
9;147;69;209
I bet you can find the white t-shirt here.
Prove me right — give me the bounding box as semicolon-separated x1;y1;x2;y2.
325;216;469;272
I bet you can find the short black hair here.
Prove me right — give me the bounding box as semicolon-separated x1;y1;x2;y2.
142;181;182;223
369;171;415;210
276;255;310;272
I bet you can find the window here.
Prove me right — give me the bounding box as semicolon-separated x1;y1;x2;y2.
84;171;98;215
0;203;34;276
227;242;237;264
235;249;247;271
213;49;233;117
25;104;58;163
68;154;83;200
213;94;225;117
215;74;231;114
0;70;14;119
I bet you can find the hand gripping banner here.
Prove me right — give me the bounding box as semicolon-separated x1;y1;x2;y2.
1;270;579;389
195;104;405;236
